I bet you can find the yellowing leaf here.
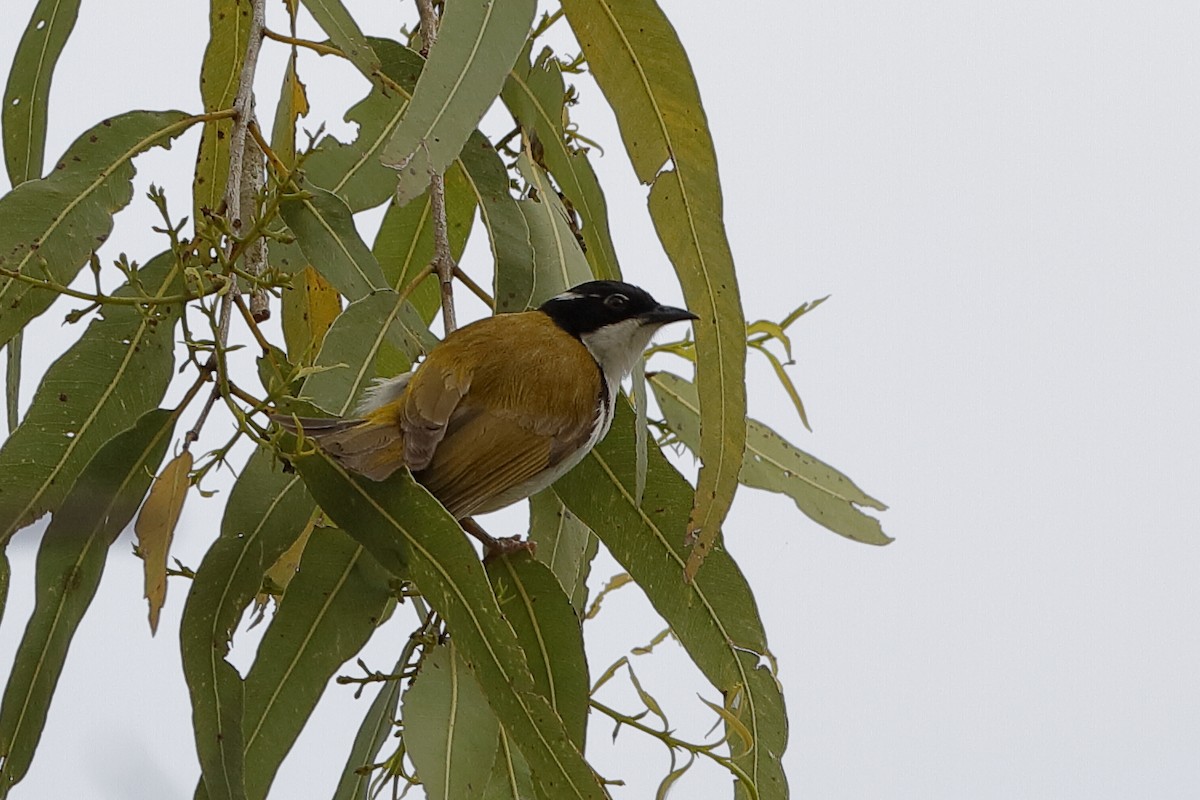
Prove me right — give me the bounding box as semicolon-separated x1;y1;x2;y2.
136;450;192;634
282;266;342;367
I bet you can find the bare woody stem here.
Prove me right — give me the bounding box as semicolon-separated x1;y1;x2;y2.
415;0;459;334
184;0;267;451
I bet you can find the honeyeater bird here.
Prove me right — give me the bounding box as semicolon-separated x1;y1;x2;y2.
274;280;697;552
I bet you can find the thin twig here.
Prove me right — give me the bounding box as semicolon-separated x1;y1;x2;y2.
262;28;345;58
184;0;267;452
452;266;494;310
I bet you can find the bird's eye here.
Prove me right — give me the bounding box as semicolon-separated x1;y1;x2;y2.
604;293;629;310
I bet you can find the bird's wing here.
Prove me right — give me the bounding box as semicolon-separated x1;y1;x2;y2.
396;359;471;471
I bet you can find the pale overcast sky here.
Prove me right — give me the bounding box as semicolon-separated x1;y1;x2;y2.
1;1;1197;798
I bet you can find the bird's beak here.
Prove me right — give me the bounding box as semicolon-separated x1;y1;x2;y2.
639;304;699;325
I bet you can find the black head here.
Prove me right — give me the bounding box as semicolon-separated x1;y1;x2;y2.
538;281;698;338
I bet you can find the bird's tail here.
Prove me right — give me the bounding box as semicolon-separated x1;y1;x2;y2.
271;413;407;481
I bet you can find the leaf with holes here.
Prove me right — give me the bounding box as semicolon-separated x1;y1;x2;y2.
0;110;192;348
0;252;183;545
194;0;251;217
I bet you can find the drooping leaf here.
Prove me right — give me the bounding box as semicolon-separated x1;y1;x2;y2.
505;151;592;310
0;252;183;545
331;649;408;800
0;110;193;348
194;0;251;218
485;553;589;748
554;402;788;800
2;0;81;185
136;450;192;635
402;642;500;800
0;409;174;794
372;162;476;321
381;0;537;203
255;510;317;613
269;48;309;169
650;371;891;546
298;0;381;82
279;183;388;299
281;266;342;367
459;131;534;314
304;39;425;212
301;290;435;417
242;528;392;800
291;449;609;800
180;448;316;800
527;491;596;614
562;0;747;578
502;47;621;280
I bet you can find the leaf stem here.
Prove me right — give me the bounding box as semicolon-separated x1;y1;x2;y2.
262;27;345;59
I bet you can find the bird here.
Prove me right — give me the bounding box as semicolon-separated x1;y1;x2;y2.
273;280;697;553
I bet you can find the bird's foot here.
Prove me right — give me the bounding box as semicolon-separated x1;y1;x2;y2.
461;518;537;559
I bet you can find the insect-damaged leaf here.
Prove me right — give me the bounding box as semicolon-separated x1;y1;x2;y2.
527;490;596;615
381;0;536;203
0;409;174;793
136;450;192;634
562;0;746;579
194;0;251;218
0;110;193;348
0;252;183;545
650;371;891;546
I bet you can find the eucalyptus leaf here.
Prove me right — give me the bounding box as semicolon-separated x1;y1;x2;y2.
180;448;316;800
381;0;536;204
650;371;891;545
508;152;591;310
3;0;80;184
554;402;789;800
194;0;251;218
402;642;500;800
242;528;392;800
299;0;381;82
0;409;174;794
0;110;193;348
562;0;747;578
279;183;388;299
331;649;408;800
0;252;183;544
292;448;609;799
527;491;596;614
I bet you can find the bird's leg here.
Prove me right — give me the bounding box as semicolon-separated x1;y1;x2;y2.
460;517;537;558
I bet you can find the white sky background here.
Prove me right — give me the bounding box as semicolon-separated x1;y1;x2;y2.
1;1;1198;798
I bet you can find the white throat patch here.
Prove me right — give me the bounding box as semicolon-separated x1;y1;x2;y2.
580;318;659;395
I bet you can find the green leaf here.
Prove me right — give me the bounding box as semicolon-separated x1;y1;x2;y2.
650;371;891;546
372;162;476;321
0;409;174;795
381;0;537;203
2;0;81;185
300;290;435;417
459;131;534;314
403;642;500;800
180;448;316;800
0;110;193;348
0;252;183;545
553;402;788;800
502;48;621;280
194;0;251;217
291;449;609;799
298;0;381;82
506;152;592;310
527;491;596;614
331;650;407;800
482;730;536;800
305;39;425;212
5;337;20;434
562;0;747;578
0;553;8;630
279;183;388;300
485;553;589;747
242;528;392;800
